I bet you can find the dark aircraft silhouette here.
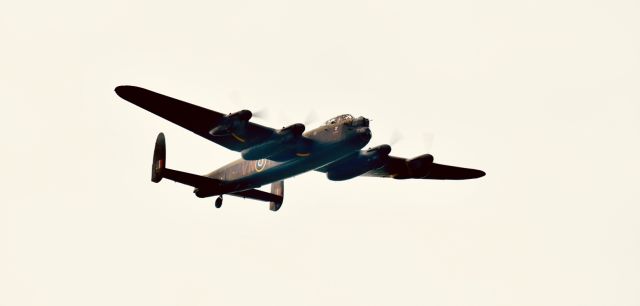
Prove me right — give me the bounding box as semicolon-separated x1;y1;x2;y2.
115;86;485;211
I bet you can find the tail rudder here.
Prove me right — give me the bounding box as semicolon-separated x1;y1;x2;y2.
152;132;166;183
269;180;284;211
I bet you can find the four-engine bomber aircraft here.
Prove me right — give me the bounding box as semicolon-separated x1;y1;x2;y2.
115;86;485;211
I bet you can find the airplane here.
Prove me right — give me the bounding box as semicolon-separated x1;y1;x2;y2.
115;85;485;212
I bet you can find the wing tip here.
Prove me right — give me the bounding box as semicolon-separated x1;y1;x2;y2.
470;169;486;179
428;163;486;180
447;169;486;180
457;167;485;180
114;85;139;99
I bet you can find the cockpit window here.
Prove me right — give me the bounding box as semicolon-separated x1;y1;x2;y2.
326;114;354;125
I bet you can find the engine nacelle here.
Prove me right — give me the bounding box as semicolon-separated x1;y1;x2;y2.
209;110;253;136
326;145;392;181
280;123;305;137
407;154;434;178
241;123;306;160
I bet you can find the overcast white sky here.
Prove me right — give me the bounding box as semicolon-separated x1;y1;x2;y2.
1;0;639;305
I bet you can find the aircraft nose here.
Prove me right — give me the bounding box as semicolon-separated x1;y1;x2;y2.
355;116;370;127
357;127;372;141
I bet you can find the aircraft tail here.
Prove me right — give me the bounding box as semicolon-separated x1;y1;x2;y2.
151;132;222;190
151;133;166;183
269;180;284;211
151;132;282;210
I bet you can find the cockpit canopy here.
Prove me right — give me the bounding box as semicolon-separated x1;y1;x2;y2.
325;114;354;125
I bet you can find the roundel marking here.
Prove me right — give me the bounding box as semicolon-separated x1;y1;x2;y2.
255;159;267;172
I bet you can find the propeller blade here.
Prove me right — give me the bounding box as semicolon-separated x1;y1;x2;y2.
304;110;318;125
422;132;435;153
389;130;403;146
252;108;269;120
229;90;242;106
228;90;270;120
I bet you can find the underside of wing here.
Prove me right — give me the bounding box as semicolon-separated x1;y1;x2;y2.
115;85;276;152
317;144;484;181
365;155;485;180
421;163;486;180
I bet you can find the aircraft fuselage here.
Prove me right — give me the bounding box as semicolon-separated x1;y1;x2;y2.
194;116;371;197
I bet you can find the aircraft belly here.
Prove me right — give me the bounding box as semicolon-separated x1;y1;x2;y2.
227;145;355;191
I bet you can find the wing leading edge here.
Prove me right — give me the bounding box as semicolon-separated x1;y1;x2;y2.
115;85;276;152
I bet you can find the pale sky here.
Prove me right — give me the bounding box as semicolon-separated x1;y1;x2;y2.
1;0;639;305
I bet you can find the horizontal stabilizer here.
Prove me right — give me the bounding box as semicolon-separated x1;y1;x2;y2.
163;168;222;188
230;188;283;204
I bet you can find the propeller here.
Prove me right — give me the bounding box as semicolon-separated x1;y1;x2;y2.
386;130;435;153
303;109;318;125
252;109;269;120
229;89;269;120
278;109;318;128
230;89;317;126
389;130;403;146
229;88;323;127
422;132;435;153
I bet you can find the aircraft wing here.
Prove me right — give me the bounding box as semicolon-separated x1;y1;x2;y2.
364;155;485;180
115;85;276;152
